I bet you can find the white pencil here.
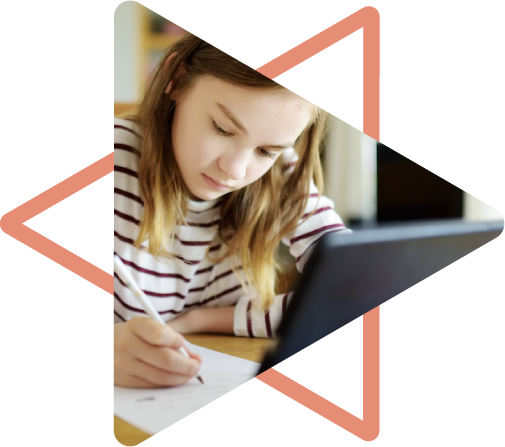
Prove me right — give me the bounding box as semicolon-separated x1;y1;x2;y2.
114;254;204;384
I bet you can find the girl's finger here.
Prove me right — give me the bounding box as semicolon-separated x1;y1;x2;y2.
132;340;200;378
183;346;202;364
116;374;158;389
130;358;197;387
130;316;184;348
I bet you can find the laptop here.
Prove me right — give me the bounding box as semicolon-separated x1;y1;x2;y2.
258;219;503;374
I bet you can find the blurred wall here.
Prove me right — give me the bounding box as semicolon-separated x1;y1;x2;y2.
464;194;502;221
324;118;501;224
114;1;140;103
324;117;376;225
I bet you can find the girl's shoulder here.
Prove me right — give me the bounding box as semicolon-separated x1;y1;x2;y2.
114;118;143;183
114;118;143;142
114;118;143;161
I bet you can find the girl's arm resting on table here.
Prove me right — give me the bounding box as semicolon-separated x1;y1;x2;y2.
168;307;235;335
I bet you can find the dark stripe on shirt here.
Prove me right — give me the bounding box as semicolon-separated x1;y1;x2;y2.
114;231;138;247
113;272;242;299
176;237;212;247
290;224;345;244
115;288;242;315
247;301;254;338
114;209;140;225
114;142;141;157
114;252;191;282
114;187;144;206
114;310;126;322
211;268;238;284
294;229;344;264
114;272;186;299
113;209;220;229
114;165;138;178
178;267;237;289
301;206;332;220
114;231;201;265
213;283;244;300
113;253;240;293
113;231;149;252
115;292;192;316
114;125;142;140
265;310;272;338
114;292;146;314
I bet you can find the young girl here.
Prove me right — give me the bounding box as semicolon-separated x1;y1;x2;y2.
114;34;350;388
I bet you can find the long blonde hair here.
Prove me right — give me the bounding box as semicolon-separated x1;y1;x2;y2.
131;34;329;310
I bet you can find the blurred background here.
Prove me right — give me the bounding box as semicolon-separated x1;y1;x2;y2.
114;2;501;290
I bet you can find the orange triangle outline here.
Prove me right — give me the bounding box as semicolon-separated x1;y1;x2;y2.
0;153;114;295
0;6;380;442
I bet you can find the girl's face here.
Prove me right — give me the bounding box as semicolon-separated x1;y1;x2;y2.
171;75;313;201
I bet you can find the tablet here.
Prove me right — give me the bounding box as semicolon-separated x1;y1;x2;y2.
258;219;503;373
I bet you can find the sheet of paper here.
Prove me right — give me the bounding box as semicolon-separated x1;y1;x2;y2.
114;342;260;435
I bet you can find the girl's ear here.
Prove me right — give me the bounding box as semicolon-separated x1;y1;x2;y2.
164;52;186;97
164;52;177;74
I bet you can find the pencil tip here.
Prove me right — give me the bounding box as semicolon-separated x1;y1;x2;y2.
197;375;204;384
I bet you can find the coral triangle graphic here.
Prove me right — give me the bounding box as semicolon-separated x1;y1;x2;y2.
5;6;496;443
0;153;113;295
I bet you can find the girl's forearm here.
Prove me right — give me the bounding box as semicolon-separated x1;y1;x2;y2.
188;307;235;335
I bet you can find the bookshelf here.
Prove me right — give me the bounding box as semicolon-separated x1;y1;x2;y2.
136;4;187;95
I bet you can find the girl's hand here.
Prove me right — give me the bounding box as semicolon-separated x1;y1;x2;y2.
114;316;202;388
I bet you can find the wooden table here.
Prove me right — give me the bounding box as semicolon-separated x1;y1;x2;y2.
114;335;274;446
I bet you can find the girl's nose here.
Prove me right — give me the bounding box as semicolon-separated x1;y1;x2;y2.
217;149;251;181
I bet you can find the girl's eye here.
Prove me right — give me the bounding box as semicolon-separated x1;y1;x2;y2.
257;147;276;159
212;120;277;160
212;120;233;137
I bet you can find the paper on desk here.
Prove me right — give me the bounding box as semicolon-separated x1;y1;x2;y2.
114;342;259;435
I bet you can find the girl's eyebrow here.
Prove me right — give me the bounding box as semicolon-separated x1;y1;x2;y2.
214;101;294;149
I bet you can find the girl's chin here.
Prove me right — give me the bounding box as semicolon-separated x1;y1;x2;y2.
188;191;204;202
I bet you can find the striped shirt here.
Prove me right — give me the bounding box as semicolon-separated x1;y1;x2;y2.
114;118;351;337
